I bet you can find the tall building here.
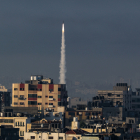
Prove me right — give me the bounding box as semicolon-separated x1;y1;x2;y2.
12;75;68;112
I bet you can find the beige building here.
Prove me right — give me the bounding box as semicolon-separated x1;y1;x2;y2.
0;116;27;138
12;75;68;112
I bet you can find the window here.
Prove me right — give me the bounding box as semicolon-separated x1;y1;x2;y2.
108;93;112;96
49;103;53;105
58;102;61;106
14;95;18;98
31;136;35;139
48;136;53;139
49;96;53;98
28;94;37;98
14;88;18;90
45;96;48;98
58;95;61;98
28;101;37;105
38;103;42;105
20;95;24;98
20;88;24;91
20;131;24;136
78;137;80;139
15;122;17;126
45;103;48;105
38;89;42;91
14;102;18;105
20;122;22;126
20;102;24;105
1;119;13;123
38;96;42;98
23;122;24;126
117;95;120;97
58;88;61;91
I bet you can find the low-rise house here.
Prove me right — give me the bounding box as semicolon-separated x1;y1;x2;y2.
0;116;27;138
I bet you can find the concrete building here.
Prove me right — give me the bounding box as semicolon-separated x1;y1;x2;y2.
0;116;27;138
98;83;132;110
12;75;68;112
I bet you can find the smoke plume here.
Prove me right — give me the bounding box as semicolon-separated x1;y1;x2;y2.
59;23;66;84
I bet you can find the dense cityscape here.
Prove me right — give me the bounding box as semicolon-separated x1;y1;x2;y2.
1;1;140;140
1;75;140;140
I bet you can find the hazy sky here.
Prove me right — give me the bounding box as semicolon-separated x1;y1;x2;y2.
0;1;140;89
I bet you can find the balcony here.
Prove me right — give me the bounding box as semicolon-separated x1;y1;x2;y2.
48;105;53;107
49;98;53;101
19;97;26;100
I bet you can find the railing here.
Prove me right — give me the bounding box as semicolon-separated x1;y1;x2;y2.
18;97;26;100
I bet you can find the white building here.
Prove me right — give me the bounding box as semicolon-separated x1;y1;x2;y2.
24;132;65;140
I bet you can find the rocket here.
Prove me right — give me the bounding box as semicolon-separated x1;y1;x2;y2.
62;21;64;33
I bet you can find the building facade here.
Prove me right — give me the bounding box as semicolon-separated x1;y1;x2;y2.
24;132;65;140
12;75;68;112
98;83;132;110
0;116;27;138
65;108;103;128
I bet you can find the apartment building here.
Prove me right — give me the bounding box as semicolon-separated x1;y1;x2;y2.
12;75;68;112
98;83;132;110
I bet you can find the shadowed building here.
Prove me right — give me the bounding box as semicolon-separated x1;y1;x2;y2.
0;86;10;113
97;83;132;110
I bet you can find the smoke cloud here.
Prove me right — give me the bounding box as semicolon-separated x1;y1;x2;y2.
59;23;66;84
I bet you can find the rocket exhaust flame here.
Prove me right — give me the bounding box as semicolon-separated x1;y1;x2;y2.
62;23;64;33
59;22;66;84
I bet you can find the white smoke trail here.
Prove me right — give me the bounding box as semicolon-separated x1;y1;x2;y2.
59;23;66;84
